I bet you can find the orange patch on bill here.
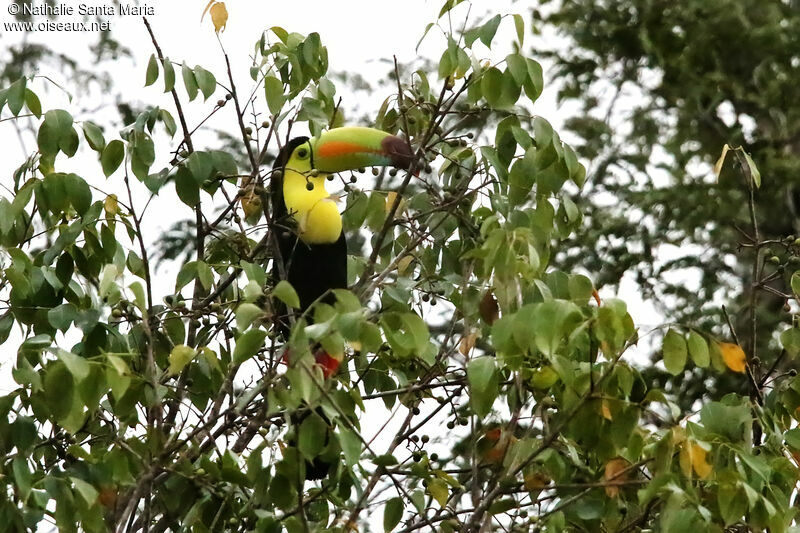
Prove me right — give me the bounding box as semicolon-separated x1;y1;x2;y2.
317;140;379;158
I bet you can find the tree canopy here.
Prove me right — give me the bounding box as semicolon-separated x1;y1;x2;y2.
0;1;798;532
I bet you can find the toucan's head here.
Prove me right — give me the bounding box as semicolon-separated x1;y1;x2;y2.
273;127;413;244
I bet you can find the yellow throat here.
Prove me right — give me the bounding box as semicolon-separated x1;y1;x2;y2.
282;143;342;244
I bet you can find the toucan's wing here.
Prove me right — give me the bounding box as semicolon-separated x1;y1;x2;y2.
286;231;347;311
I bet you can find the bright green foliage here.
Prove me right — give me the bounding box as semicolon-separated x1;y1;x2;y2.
0;2;796;532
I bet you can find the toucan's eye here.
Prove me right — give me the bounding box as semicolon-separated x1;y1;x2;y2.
296;147;309;159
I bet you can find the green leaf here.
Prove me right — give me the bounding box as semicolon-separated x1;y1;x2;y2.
0;314;14;345
416;22;434;51
438;0;466;18
687;331;709;368
235;302;263;330
168;344;197;375
194;66;216;101
528;300;582;357
186;151;213;183
106;355;131;399
298;412;328;458
48;303;77;331
56;349;90;382
175;166;200;206
662;329;687;375
508;150;536;205
718;480;747;526
101;140;125;177
489;498;517;515
402;313;429;354
338;427;362;467
481;67;504;108
59;127;79;157
373;454;399;467
384;497;403;532
780;327;800;357
13;457;31;502
197;260;214;290
428;478;449;507
513;13;525;47
64;173;91;215
182;62;199;101
37;110;74;156
233;329;268;364
145;54;159;87
81;122;105;152
24;88;41;118
163;58;176;93
264;75;285;115
272;280;300;309
784;428;800;450
523;58;544;102
741;150;761;188
791;271;800;297
70;477;98;505
159;109;177;137
44;363;74;421
7;78;26;116
175;261;198;291
467;356;498;417
480;14;502;47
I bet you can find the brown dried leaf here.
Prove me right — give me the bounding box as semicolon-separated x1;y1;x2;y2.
459;331;478;356
479;290;499;325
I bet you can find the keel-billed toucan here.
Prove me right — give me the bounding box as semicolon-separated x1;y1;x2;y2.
271;127;412;479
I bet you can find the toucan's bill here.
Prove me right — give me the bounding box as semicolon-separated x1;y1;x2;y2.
308;126;414;173
280;127;413;244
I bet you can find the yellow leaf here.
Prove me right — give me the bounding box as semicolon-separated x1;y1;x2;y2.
240;185;262;219
714;143;731;180
201;1;228;33
168;344;197;376
719;342;746;373
200;346;221;372
600;399;613;420
104;194;119;217
209;2;228;33
427;478;449;507
690;442;712;479
385;191;405;216
680;441;713;479
523;471;550;492
604;457;630;498
397;255;414;275
347;340;362;352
